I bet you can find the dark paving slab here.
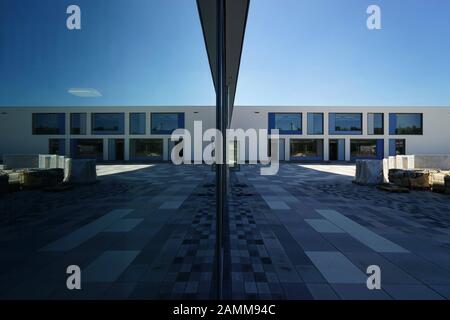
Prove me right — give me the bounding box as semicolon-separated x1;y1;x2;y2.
0;163;449;300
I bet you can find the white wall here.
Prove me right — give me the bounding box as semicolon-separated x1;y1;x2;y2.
1;106;450;162
230;106;450;161
0;106;216;161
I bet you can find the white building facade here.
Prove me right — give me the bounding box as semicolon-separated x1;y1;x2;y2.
1;106;449;162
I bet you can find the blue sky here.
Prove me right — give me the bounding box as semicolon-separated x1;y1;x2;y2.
1;0;450;107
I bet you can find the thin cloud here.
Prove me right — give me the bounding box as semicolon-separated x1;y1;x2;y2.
68;88;102;97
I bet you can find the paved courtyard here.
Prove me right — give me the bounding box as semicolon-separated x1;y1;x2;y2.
0;163;449;300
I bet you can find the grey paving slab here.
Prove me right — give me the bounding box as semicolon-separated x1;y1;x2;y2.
41;209;134;252
104;218;144;232
305;219;345;233
305;251;367;284
263;199;290;210
316;209;409;253
84;250;140;282
2;163;450;300
306;284;340;300
331;284;392;300
383;285;445;300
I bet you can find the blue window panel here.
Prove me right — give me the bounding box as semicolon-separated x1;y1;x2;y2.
307;113;324;135
389;139;396;156
389;113;397;135
92;113;125;135
329;113;362;135
151;113;184;135
32;113;66;135
130;113;146;135
389;113;423;135
376;139;384;159
268;113;302;135
368;113;384;135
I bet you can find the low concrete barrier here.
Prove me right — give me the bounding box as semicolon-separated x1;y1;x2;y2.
3;155;39;170
64;159;97;184
354;160;384;186
413;155;450;170
39;155;66;169
384;155;450;175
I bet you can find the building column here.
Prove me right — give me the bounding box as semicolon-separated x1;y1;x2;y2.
324;112;329;135
362;112;368;136
103;139;109;161
163;138;169;161
345;138;351;161
384;112;390;158
323;138;329;161
285;137;290;161
124;113;130;161
124;139;130;161
65;112;70;157
302;112;307;135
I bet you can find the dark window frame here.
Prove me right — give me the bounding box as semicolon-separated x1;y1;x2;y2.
289;139;324;161
268;112;303;135
150;113;185;135
32;113;66;135
329;112;363;135
91;113;125;135
389;113;423;135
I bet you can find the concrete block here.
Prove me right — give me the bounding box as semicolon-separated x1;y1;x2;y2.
388;156;396;169
64;159;97;184
39;155;51;169
395;155;414;170
382;159;389;183
2;155;39;170
354;160;384;186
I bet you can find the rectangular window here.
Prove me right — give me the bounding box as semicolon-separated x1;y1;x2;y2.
307;113;324;135
350;139;384;160
329;113;362;135
290;139;324;161
70;139;103;160
151;113;184;135
32;113;65;135
389;139;406;156
49;139;66;156
130;113;146;135
70;113;87;135
130;139;164;161
92;113;125;135
269;113;302;134
389;113;423;135
368;113;384;135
